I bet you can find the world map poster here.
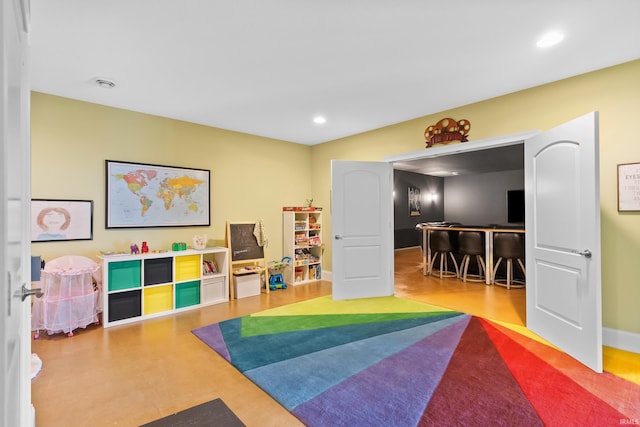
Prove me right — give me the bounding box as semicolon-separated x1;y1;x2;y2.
106;160;210;228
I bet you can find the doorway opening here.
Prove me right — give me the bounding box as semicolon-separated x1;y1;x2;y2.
387;140;530;324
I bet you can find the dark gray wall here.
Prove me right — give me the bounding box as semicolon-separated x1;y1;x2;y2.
393;169;524;248
393;170;444;248
444;169;524;225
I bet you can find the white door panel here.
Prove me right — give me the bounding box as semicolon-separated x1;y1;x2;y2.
535;260;582;325
344;246;381;278
2;0;32;425
533;142;581;250
526;112;602;372
331;161;393;300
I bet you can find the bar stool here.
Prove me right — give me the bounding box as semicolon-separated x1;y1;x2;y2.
492;232;525;289
428;230;459;279
458;231;486;283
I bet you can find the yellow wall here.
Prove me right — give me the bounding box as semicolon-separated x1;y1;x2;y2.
31;93;313;265
32;59;640;334
311;59;640;334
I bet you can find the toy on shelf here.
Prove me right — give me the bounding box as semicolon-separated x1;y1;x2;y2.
193;234;207;250
172;242;187;251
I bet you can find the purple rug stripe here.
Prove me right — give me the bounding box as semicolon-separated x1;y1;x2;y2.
245;315;470;411
421;317;543;426
292;316;471;427
192;323;231;362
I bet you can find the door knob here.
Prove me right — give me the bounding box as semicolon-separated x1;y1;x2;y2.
16;284;43;302
579;249;592;258
334;235;343;240
572;249;592;258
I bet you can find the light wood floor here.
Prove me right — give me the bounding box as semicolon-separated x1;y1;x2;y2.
29;247;630;426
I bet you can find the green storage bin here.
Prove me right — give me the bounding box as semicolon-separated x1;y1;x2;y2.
175;280;201;308
108;260;141;291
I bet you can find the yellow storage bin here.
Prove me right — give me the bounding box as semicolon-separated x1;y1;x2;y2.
175;254;201;282
144;284;173;315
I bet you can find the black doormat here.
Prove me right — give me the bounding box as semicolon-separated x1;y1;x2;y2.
139;398;246;427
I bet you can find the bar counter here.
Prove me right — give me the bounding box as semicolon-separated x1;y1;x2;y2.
416;223;525;284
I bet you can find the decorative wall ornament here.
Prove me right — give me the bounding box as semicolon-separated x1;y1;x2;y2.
424;118;471;148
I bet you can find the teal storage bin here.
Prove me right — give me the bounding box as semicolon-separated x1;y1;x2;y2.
176;280;201;308
108;260;141;291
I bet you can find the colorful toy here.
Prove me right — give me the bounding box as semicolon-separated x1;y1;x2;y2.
268;257;291;291
269;274;287;290
130;243;140;254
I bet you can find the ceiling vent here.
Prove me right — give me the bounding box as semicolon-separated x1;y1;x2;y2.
95;78;116;89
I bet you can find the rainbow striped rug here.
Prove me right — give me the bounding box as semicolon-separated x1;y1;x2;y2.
192;296;640;426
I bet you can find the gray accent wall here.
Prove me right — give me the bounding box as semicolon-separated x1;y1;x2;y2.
393;170;444;248
444;169;524;225
393;168;524;248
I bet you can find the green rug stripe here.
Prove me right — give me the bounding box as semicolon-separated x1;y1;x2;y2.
251;295;452;317
240;311;456;337
219;312;466;371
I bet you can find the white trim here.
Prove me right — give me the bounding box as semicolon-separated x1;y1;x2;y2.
383;130;539;163
323;270;332;282
603;327;640;354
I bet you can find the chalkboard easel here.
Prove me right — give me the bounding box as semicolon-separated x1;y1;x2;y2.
225;221;269;299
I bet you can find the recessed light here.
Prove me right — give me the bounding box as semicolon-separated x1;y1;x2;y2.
536;30;564;48
313;116;326;125
96;78;116;89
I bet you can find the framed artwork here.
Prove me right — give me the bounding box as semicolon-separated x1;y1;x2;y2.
105;160;210;228
408;186;421;217
617;162;640;212
31;199;93;242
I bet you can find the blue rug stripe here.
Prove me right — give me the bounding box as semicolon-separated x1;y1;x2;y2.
293;315;471;427
245;315;470;410
219;312;465;371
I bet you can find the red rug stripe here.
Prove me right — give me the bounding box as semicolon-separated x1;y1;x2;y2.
479;318;629;426
485;320;640;419
421;317;543;426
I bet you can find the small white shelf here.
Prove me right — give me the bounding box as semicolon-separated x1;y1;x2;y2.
283;208;323;285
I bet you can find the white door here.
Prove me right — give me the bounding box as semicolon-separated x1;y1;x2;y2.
1;0;34;425
331;160;394;300
525;112;602;372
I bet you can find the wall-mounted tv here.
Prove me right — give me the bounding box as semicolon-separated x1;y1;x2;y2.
507;189;525;223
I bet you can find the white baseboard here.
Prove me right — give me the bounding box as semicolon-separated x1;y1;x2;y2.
323;270;332;282
603;327;640;354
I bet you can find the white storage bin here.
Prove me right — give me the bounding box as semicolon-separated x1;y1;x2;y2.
201;276;226;303
233;273;261;298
